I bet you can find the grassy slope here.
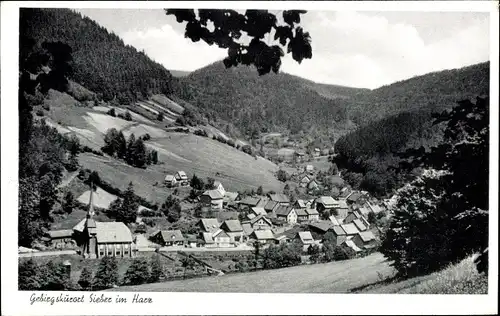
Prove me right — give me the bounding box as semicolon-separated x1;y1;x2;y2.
109;253;396;293
110;253;487;294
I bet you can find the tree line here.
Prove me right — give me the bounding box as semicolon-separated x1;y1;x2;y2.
102;128;158;168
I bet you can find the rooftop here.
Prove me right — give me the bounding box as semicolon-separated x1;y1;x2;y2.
95;222;133;243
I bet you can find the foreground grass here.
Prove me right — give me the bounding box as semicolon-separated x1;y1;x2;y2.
108;253;396;293
360;254;488;294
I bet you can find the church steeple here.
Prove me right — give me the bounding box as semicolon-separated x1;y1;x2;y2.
87;181;95;219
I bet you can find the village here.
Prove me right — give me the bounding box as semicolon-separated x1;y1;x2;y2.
26;155;391;270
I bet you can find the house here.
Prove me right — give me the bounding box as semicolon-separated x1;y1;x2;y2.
164;174;177;187
295;208;309;222
200;189;224;209
213;181;225;195
315;196;339;213
223;191;239;206
352;219;368;232
275;205;297;224
242;214;273;231
73;188;134;258
346;191;366;205
329;215;341;226
274;226;303;244
250;207;267;217
46;230;74;249
367;201;385;214
313;148;321;157
212;229;233;248
307;180;320;192
305;164;314;174
295;151;306;163
299;175;311;187
294;199;308;209
295;231;315;246
238;197;262;210
267;193;290;206
250;229;275;244
351;231;378;250
334;199;350;219
308;221;335;240
306;208;320;221
264;200;280;214
342;237;362;252
198;218;221;233
344;210;370;229
151;230;185;247
329;225;347;246
340;223;360;237
184;234;199;248
357;205;372;216
220;219;245;243
175;171;189;186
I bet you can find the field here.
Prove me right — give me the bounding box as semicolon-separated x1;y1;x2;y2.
110;253;396;293
109;252;488;294
77;187;118;209
43;90;284;199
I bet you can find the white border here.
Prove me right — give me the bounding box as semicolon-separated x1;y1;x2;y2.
1;1;498;315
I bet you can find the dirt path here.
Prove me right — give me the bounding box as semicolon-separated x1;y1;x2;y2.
57;171;79;189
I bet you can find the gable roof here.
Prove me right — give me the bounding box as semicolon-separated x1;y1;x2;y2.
306;208;319;216
329;215;341;226
213;229;230;238
341;223;360;235
275;205;295;216
358;205;372;215
202;232;214;244
316;196;337;206
222;219;243;232
264;200;279;212
95;222;133;243
295;208;308;216
268;193;290;203
300;176;310;183
176;170;188;179
352;219;367;232
347;192;363;202
159;230;184;243
297;231;314;244
343;239;362;252
202;189;224;200
337;199;349;209
295;199;307;208
251;207;267;216
238;197;261;207
244;214;272;226
276;226;303;239
358;231;376;242
223;191;239;203
331;225;347;236
308;220;334;233
241;223;254;236
48;230;73;239
199;218;221;232
164;174;176;181
251;229;274;240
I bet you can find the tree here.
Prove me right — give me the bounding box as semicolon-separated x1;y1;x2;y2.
165;10;312;76
126;134;137;165
42;260;69;290
277;169;288;182
78;267;93;290
307;244;321;263
19;259;43;290
157;112;164;121
283;184;290;196
205;177;215;189
124;111;132;121
190;174;205;190
133;138;148;168
123;258;151;285
65;153;79;172
93;256;119;290
150;254;163;283
62;191;76;214
256;185;263;196
180;256;196;279
381;97;489;277
18;177;45;247
107;108;116;117
115;182;139;224
167;201;182;223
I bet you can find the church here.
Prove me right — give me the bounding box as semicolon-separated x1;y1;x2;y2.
73;187;135;259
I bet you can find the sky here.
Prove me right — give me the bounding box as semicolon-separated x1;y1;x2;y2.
76;9;490;89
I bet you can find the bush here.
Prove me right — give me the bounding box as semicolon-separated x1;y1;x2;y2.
36;109;45;116
123;258;151;285
107;108;116;117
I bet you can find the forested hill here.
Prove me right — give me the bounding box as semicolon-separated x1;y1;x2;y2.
333;61;490;197
20;8;175;103
349;62;490;125
174;61;366;136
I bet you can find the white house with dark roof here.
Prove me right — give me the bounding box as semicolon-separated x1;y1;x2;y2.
151;230;185;247
275;205;297;224
220;219;245;243
315;196;339;212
